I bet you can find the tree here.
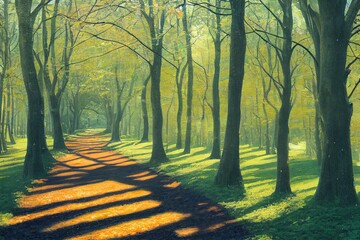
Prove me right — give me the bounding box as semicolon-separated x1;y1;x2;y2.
272;0;294;195
140;74;150;142
0;0;11;152
140;0;169;164
34;0;77;150
298;0;323;165
215;0;246;187
111;65;136;142
183;0;195;154
15;0;50;178
300;0;360;205
209;0;223;159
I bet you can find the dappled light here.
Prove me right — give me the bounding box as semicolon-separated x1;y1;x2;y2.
2;0;359;238
1;133;244;239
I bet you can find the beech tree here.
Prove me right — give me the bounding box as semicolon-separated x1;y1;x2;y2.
139;0;169;164
215;0;246;187
299;0;360;205
182;0;195;154
15;0;51;178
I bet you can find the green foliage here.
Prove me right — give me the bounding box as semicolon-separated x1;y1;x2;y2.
108;139;360;239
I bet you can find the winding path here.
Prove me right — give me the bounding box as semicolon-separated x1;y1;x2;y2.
1;132;246;240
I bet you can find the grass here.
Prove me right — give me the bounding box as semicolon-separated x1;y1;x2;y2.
0;137;60;226
107;139;360;240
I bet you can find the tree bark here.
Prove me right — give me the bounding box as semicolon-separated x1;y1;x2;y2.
140;74;150;142
176;62;187;149
183;0;194;154
215;0;246;187
2;96;8;151
274;0;293;195
314;0;359;205
49;95;66;149
263;102;270;155
209;0;222;159
111;67;122;142
140;0;169;164
6;82;15;144
15;0;46;178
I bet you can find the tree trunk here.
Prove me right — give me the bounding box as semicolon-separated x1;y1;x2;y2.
140;75;150;142
111;110;121;142
10;85;16;140
141;4;169;164
104;99;112;133
6;82;15;144
111;67;122;142
209;0;222;159
16;0;46;178
215;0;246;187
49;96;67;150
176;62;187;149
274;0;293;195
183;1;194;154
2;96;8;151
149;52;168;163
263;102;270;155
314;1;358;205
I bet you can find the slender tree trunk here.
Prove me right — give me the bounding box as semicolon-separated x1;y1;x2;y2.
2;96;8;150
6;82;15;144
10;85;16;141
141;3;169;164
274;0;293;195
209;0;222;159
183;1;194;154
150;47;168;163
263;103;270;155
111;67;122;142
176;62;187;149
215;0;246;187
272;112;279;154
49;96;66;149
140;75;150;142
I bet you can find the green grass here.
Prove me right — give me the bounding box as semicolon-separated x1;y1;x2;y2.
108;139;360;240
0;137;59;226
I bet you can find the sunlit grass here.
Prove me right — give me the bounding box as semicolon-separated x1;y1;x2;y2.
0;137;57;226
109;139;360;239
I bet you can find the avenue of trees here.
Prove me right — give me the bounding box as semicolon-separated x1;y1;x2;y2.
1;0;359;206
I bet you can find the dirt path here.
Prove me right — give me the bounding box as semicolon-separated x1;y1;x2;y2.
1;132;246;240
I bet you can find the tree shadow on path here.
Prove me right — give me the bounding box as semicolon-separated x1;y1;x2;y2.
0;132;247;240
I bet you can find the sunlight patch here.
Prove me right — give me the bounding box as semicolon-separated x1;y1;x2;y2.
8;189;150;225
175;227;200;237
43;200;161;232
67;212;191;240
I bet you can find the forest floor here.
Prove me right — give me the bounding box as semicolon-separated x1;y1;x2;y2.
108;133;360;240
0;130;247;240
